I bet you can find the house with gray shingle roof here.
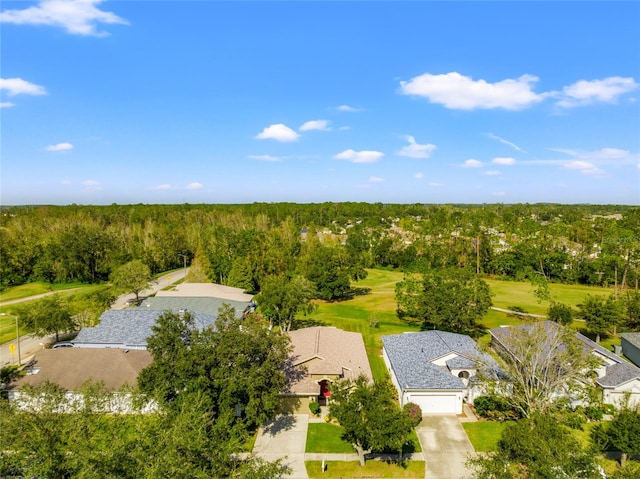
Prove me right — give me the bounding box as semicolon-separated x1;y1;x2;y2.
73;309;217;350
620;332;640;367
490;321;640;408
382;330;499;414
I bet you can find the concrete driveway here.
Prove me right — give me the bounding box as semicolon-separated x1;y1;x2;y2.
417;415;475;479
253;414;309;479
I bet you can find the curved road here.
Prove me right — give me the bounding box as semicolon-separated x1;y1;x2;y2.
0;269;187;367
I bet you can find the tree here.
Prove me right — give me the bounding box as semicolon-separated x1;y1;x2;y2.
487;321;599;417
329;376;414;466
547;302;574;325
579;294;623;343
255;275;316;331
468;413;602;479
593;405;640;467
17;294;75;341
185;247;212;283
110;259;152;301
395;267;492;334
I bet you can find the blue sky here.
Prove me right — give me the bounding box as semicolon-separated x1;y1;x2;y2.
1;1;639;205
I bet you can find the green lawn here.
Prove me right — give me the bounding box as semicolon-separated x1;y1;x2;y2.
306;423;355;454
0;282;85;302
462;421;509;452
306;460;425;478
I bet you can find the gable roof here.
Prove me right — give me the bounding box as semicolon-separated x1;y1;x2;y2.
74;309;217;349
382;330;498;390
620;332;640;350
135;296;251;317
285;327;373;395
14;348;152;391
597;361;640;388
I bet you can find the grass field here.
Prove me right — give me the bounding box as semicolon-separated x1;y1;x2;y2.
306;460;425;478
306;423;355;453
0;282;85;303
462;421;509;452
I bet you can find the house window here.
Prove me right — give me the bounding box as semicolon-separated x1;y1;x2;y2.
458;371;470;379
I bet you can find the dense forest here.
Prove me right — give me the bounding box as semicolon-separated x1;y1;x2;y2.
1;203;639;296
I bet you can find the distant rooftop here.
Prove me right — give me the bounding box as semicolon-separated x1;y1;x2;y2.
136;296;251;317
156;283;253;302
620;332;640;350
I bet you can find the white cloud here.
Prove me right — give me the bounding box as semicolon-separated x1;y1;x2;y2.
336;105;362;112
150;184;172;190
492;157;516;165
45;142;73;151
556;77;639;108
255;123;300;142
492;191;506;196
396;135;437;159
339;125;351;131
428;182;443;187
564;161;604;176
414;172;424;179
0;77;47;96
0;0;129;37
82;179;99;186
0;101;14;108
248;154;281;162
299;119;331;132
487;133;525;153
333;149;384;163
369;176;384;183
463;159;483;168
483;170;502;176
61;179;72;185
187;182;203;190
399;72;544;110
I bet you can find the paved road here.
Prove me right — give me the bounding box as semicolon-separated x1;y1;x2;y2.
0;269;187;366
253;415;310;479
417;415;475;479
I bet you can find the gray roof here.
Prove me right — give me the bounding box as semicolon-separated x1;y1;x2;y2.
74;310;217;349
382;331;498;391
597;361;640;388
620;332;640;349
135;296;251;317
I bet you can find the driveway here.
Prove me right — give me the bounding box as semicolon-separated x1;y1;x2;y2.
417;415;476;479
253;414;309;479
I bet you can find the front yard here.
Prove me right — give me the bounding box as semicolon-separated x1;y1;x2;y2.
306;460;424;478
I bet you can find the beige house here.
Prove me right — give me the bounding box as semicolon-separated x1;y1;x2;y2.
281;326;373;414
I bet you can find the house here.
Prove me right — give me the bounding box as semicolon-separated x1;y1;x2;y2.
620;332;640;367
280;326;373;414
9;348;156;413
73;309;217;350
490;322;640;408
382;331;500;414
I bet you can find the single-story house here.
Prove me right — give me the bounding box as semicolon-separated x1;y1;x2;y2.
620;332;640;367
281;326;373;414
382;330;500;414
9;348;156;413
490;321;640;408
73;309;217;350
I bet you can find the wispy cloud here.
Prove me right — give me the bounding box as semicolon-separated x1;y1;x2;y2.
462;159;483;168
336;104;363;112
483;170;502;176
339;125;351;131
429;182;443;187
555;77;638;108
299;119;331;131
369;176;384;183
334;149;384;164
255;123;300;142
0;0;129;37
399;72;544;110
487;133;526;153
150;184;172;190
0;101;14;108
248;154;281;162
45;142;73;152
564;161;604;176
414;172;424;179
187;182;203;190
492;191;506;196
0;77;47;96
396;135;437;159
492;157;516;165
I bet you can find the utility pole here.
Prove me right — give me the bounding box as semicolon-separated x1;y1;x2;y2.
15;314;21;366
178;254;188;280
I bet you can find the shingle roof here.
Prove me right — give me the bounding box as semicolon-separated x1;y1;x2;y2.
74;309;217;348
382;331;496;391
15;348;152;391
135;296;251;317
620;332;640;349
597;361;640;388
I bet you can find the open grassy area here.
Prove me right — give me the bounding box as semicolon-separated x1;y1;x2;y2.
462;421;509;452
306;460;424;478
306;423;355;454
0;282;85;303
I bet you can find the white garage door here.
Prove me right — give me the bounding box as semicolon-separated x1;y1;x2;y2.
406;393;459;414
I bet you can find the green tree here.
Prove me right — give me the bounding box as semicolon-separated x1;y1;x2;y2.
227;256;255;292
547;302;574;325
579;294;623;343
255;275;316;331
603;406;640;467
110;259;153;301
329;376;414;466
468;413;602;479
185;247;212;283
17;294;75;341
395;267;492;334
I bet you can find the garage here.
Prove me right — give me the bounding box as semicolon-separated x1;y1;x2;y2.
405;392;461;414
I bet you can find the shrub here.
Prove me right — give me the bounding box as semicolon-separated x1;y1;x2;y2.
560;411;586;430
403;402;422;427
603;403;616;415
473;395;519;420
309;401;320;416
585;405;604;421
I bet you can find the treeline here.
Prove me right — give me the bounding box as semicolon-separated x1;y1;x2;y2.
1;203;638;294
